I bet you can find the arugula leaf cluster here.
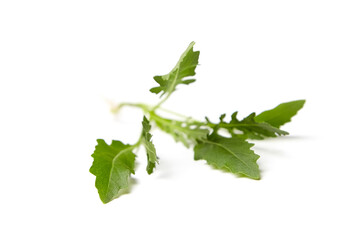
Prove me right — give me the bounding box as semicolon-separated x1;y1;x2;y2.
90;42;305;203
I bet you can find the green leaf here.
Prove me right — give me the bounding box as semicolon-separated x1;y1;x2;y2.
90;139;136;203
142;116;158;174
151;113;208;148
210;112;288;139
194;133;260;179
229;112;288;139
150;41;199;97
255;100;306;128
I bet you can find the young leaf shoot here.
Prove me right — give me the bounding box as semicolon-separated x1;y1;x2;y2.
90;42;305;203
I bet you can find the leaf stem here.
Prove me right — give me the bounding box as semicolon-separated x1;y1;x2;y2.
156;107;191;119
133;130;143;148
112;101;209;133
112;102;150;114
151;94;170;110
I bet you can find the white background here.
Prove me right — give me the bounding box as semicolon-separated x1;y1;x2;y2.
1;1;359;239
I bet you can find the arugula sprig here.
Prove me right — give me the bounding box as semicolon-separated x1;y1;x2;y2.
90;42;305;203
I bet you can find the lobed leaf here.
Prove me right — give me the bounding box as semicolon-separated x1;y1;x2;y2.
229;112;288;139
150;41;199;97
211;112;288;139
